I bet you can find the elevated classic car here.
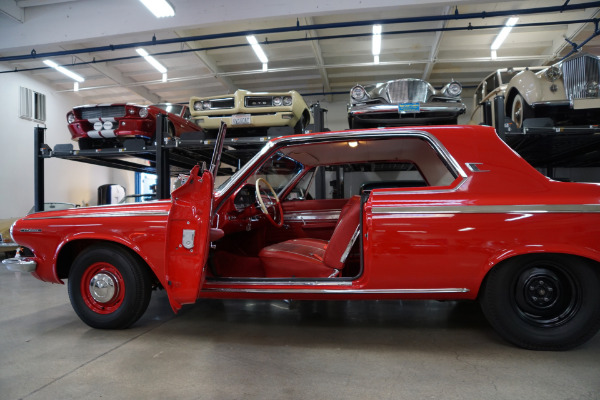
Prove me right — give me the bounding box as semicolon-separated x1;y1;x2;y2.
5;124;600;350
189;89;311;136
470;67;545;125
67;103;202;149
348;78;466;128
504;52;600;129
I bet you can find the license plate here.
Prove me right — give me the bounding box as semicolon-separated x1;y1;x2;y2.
398;103;420;113
232;114;251;125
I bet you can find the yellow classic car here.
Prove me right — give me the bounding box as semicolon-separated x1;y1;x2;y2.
190;89;312;135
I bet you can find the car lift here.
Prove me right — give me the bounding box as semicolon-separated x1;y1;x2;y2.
480;95;600;177
32;104;329;212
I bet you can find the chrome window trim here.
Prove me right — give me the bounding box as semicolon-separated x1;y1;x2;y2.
216;129;467;198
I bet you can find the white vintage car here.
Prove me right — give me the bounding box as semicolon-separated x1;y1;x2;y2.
504;52;600;129
469;67;545;126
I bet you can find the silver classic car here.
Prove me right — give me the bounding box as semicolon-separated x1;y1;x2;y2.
347;78;466;128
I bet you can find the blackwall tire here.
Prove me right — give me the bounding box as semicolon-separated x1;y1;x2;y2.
68;244;152;329
480;254;600;350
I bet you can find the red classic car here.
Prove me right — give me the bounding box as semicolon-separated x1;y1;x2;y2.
67;103;202;149
5;124;600;350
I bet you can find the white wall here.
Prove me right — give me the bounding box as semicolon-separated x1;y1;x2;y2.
0;71;135;219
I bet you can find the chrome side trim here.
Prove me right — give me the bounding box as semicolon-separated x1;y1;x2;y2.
26;211;169;220
372;175;468;195
372;204;600;214
203;287;470;294
284;210;341;222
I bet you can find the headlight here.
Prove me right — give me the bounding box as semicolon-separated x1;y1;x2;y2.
283;96;292;106
351;85;367;101
273;96;283;106
445;81;462;97
202;101;211;110
193;101;203;111
67;112;75;123
138;107;149;118
545;66;562;82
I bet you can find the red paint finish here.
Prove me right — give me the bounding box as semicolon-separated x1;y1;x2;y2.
67;103;202;142
8;125;600;345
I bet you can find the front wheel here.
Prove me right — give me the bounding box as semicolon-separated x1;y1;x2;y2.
510;93;533;129
68;244;152;329
480;254;600;350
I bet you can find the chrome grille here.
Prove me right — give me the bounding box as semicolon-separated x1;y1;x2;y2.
79;106;125;119
210;98;234;109
386;79;432;103
246;96;272;107
561;53;600;99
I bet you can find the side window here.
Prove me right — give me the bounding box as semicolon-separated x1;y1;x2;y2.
287;162;426;201
282;136;458;201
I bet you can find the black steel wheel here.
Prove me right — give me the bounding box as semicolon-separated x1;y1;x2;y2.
480;254;600;350
68;244;152;329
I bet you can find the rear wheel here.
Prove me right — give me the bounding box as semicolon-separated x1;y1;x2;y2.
480;254;600;350
68;244;152;329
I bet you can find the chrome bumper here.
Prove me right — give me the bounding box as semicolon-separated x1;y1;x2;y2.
2;257;37;273
349;102;466;116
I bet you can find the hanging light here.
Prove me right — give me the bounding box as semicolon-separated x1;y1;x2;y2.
246;35;268;70
139;0;175;18
43;59;85;82
136;48;168;77
372;25;382;64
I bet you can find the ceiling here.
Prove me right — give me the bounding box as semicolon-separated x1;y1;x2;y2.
0;0;599;108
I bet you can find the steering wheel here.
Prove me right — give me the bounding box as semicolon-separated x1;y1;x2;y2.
255;178;283;227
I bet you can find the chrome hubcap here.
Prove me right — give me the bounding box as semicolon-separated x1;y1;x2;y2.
89;273;117;303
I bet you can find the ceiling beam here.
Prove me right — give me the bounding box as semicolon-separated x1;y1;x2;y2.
174;31;237;94
300;17;332;101
61;47;161;103
422;6;451;81
0;0;24;23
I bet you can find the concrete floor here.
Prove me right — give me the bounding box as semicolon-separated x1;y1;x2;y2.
1;266;599;400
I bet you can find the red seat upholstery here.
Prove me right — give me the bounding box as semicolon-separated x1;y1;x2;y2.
259;196;361;278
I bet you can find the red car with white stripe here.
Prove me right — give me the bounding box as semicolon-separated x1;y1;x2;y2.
67;103;202;149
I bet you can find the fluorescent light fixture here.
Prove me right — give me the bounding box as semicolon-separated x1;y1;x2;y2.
491;50;497;60
74;82;79;91
262;63;268;72
162;73;167;82
136;48;167;74
246;35;268;64
491;17;519;50
43;59;85;82
372;24;382;56
139;0;174;18
374;55;380;64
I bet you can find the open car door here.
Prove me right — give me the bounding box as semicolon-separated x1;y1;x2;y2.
164;122;227;311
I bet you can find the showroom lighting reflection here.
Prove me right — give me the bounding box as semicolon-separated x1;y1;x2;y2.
43;59;85;83
136;48;168;79
139;0;174;18
372;24;382;64
491;17;519;50
246;35;268;70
